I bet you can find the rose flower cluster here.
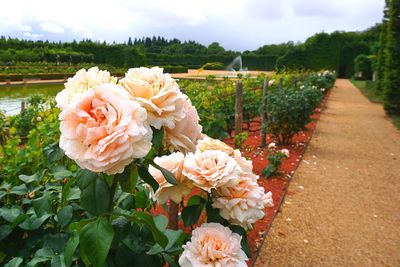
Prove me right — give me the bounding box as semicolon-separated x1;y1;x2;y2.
56;67;273;267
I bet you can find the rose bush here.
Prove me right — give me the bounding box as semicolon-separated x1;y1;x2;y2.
0;67;276;267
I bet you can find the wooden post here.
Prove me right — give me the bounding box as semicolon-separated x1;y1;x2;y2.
21;101;26;113
1;127;10;146
260;79;269;147
278;78;283;90
168;201;179;230
291;76;296;87
235;80;243;135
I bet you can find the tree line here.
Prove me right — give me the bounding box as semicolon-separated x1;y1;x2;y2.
0;24;381;77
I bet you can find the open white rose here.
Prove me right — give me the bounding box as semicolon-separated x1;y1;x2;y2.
179;223;248;267
56;67;117;110
165;100;202;153
267;142;276;149
268;79;275;87
281;148;290;157
59;83;152;175
183;150;242;192
119;67;187;129
148;152;192;204
196;136;234;156
212;175;273;230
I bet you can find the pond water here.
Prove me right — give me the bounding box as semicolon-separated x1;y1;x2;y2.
0;83;63;115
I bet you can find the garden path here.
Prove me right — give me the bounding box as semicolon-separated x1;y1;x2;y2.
255;79;400;266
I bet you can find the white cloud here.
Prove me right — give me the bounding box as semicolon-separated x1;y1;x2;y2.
40;21;64;33
23;32;44;40
0;0;385;50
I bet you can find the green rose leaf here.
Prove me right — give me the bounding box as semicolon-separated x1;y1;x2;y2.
32;193;53;217
52;168;73;181
0;225;13;240
182;204;204;227
150;163;177;185
4;257;23;267
50;254;66;267
0;206;23;223
19;214;51;230
77;169;110;216
151;127;164;149
137;166;159;192
10;184;28;195
64;230;79;267
57;206;73;228
134;190;148;209
79;217;114;267
27;248;54;267
19;173;40;184
117;165;138;193
134;211;168;248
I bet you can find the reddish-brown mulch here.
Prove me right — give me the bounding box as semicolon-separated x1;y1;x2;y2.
152;92;330;266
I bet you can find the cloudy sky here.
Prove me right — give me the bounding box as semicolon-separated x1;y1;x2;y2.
0;0;384;51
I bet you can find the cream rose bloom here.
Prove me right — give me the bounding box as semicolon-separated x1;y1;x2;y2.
56;67;117;110
212;175;273;230
183;150;241;192
59;83;152;175
196;136;234;156
179;223;248;267
165;100;202;153
148;152;192;204
119;67;186;129
213;150;273;229
233;150;253;175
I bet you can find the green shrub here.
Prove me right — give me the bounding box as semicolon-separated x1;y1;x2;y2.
262;146;289;178
383;0;400;114
265;86;323;144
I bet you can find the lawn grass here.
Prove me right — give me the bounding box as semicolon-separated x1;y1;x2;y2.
351;79;400;130
351;80;381;103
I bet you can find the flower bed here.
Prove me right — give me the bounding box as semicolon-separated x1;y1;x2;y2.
225;101;328;265
0;66;333;267
150;90;329;266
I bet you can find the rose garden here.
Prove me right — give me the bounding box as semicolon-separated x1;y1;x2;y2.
0;66;336;266
1;1;399;265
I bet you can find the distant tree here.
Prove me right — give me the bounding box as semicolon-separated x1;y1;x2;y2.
383;0;400;114
127;37;133;46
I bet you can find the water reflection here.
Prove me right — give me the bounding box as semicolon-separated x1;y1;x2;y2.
0;83;63;115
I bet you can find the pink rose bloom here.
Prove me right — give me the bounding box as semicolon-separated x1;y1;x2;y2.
59;83;152;175
56;67;117;110
179;223;248;267
165;100;202;153
183;150;242;192
212;175;273;230
119;67;187;129
148;152;192;204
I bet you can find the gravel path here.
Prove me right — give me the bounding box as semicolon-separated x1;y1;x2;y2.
255;79;400;267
